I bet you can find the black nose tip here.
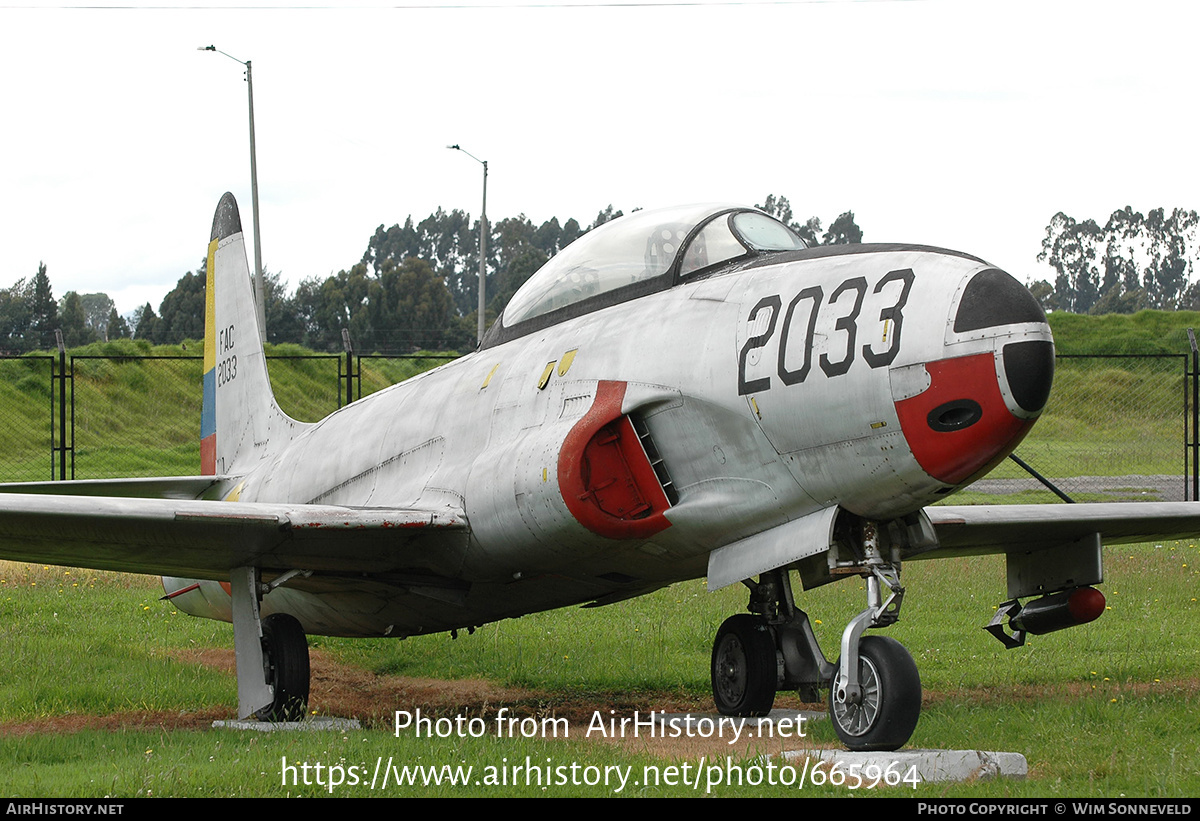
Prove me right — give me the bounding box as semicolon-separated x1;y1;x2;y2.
1003;340;1055;414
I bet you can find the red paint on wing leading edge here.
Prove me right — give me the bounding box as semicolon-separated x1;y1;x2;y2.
894;353;1034;485
558;380;671;540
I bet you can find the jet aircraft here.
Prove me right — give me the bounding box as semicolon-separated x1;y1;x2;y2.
1;193;1198;751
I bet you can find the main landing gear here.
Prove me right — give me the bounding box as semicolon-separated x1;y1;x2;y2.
230;566;312;721
710;521;921;751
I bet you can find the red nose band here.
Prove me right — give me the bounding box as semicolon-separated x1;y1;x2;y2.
894;353;1034;485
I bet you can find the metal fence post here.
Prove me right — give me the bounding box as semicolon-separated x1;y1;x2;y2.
54;331;71;481
1189;329;1198;501
341;329;355;407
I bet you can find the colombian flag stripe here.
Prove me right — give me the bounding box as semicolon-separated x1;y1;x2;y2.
201;237;218;475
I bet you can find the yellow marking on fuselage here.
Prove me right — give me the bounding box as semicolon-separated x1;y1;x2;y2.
558;349;577;377
481;363;499;389
538;361;556;390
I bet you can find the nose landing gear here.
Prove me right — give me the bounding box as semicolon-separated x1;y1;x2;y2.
709;520;921;752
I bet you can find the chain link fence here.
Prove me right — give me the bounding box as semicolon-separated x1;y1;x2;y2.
957;354;1190;503
0;356;56;481
0;352;456;481
0;351;1190;499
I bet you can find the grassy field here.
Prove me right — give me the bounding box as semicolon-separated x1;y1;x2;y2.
1;539;1197;798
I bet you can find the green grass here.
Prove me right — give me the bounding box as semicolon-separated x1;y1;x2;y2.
0;565;232;720
0;340;458;480
2;539;1198;797
1047;309;1200;356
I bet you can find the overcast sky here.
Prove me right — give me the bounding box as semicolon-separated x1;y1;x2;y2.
1;0;1197;316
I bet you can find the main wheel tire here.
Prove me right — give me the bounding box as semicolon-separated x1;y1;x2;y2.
711;614;777;717
256;613;310;722
829;635;920;751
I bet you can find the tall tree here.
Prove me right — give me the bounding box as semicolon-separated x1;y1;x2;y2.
132;302;160;341
373;257;464;351
77;293;117;340
106;307;130;341
0;277;34;352
262;271;303;345
823;211;864;245
294;264;372;352
156;265;208;343
59;291;94;347
1038;213;1103;314
29;262;58;351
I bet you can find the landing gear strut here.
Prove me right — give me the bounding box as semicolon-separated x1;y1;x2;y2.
709;518;922;752
230;565;311;721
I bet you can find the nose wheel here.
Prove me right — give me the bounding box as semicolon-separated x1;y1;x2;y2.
829;635;920;751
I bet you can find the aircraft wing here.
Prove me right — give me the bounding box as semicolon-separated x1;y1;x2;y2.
0;493;468;580
920;502;1200;557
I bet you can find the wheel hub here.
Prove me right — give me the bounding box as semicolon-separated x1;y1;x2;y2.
832;654;881;736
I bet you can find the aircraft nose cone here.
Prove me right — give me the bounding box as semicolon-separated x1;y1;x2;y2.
1000;339;1054;416
893;268;1053;486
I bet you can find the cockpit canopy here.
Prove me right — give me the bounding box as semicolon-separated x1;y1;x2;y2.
495;204;805;337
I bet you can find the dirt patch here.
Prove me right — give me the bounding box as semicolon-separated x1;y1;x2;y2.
5;648;1195;759
0;648;834;757
172;648;538;724
0;709;229;737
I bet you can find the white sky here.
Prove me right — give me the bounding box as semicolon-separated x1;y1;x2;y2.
1;0;1197;316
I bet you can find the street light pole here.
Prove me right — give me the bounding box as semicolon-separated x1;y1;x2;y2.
448;144;488;346
200;45;267;344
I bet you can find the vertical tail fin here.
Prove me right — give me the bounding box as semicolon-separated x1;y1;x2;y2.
202;193;301;476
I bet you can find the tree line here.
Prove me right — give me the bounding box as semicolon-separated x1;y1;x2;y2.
0;196;862;354
1032;207;1199;314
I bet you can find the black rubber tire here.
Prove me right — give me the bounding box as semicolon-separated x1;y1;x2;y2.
256;613;310;722
711;614;777;717
829;635;921;751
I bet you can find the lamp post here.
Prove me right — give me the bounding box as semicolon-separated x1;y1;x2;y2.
199;45;266;344
448;144;488;346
